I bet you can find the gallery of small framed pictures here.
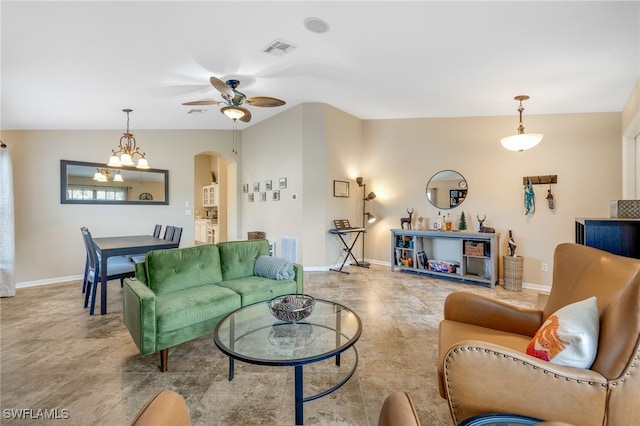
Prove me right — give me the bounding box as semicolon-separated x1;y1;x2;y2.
245;177;287;203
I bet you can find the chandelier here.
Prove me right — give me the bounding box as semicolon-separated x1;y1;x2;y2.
500;95;544;151
108;109;149;168
93;168;123;183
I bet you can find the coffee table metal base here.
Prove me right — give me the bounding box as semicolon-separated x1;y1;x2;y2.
226;346;359;425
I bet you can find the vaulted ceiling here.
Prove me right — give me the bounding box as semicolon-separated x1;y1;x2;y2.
2;1;639;131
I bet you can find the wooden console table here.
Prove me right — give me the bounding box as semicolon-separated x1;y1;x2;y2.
390;229;500;288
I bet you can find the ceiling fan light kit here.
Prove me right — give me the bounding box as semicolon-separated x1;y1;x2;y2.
500;95;543;152
182;76;286;123
107;109;150;168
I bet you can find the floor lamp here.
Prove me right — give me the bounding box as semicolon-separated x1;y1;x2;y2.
354;176;376;267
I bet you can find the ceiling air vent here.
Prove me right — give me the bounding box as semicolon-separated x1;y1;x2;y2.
263;39;297;57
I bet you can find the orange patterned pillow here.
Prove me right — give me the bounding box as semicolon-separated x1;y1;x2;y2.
526;296;599;368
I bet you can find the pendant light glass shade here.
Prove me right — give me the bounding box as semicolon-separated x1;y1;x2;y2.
500;133;544;151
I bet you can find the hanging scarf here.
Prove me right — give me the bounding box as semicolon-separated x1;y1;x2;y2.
524;178;535;215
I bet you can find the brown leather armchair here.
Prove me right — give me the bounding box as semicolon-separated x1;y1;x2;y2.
438;243;640;426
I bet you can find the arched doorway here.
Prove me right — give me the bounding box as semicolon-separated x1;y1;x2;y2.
193;151;237;244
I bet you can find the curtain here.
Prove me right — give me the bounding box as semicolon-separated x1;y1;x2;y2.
0;143;16;297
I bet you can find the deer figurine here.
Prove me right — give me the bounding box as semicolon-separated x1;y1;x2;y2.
401;209;414;229
477;215;496;233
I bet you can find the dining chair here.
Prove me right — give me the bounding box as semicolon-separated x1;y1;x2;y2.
163;225;175;241
171;227;182;245
81;226;90;294
153;224;162;238
81;228;135;315
206;222;215;243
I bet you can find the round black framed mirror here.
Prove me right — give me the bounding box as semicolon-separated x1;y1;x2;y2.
426;170;467;209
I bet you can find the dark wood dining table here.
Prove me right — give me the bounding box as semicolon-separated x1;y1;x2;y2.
92;235;179;315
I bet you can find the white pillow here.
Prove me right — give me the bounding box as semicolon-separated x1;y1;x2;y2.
526;296;599;369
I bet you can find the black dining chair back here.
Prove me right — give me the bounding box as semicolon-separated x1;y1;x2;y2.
81;227;135;315
164;226;175;241
171;227;183;245
153;224;162;238
81;226;90;294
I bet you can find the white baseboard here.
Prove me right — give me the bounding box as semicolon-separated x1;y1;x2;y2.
17;274;83;289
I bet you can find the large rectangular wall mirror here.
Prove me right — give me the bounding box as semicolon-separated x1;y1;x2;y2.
60;160;169;205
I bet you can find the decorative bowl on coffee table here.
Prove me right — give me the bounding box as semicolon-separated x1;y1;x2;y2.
268;294;315;322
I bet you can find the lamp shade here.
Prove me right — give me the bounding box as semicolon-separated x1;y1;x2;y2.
500;133;544;152
137;157;150;169
107;155;121;167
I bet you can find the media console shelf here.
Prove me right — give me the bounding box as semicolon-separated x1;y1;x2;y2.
390;229;500;288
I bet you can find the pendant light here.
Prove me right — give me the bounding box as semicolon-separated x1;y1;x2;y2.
500;95;543;151
108;109;150;168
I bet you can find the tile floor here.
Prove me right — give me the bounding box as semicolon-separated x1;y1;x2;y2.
0;264;538;425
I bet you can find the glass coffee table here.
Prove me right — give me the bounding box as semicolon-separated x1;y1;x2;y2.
213;297;362;425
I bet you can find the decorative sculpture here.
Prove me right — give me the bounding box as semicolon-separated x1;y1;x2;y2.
477;215;496;233
400;209;414;229
507;230;517;256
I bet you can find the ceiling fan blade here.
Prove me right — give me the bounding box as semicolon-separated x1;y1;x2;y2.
181;100;220;106
210;76;234;99
246;96;286;107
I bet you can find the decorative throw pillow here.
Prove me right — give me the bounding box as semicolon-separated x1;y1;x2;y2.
526;296;599;369
254;255;295;280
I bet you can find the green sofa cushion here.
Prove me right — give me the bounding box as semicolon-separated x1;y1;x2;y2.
155;284;240;334
146;244;223;295
217;275;298;306
218;240;270;281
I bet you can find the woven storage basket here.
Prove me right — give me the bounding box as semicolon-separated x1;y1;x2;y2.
503;256;524;291
464;241;485;256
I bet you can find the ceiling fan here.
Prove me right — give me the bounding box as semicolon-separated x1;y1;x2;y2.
182;76;286;123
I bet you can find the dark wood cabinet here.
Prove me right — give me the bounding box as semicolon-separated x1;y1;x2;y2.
575;218;640;259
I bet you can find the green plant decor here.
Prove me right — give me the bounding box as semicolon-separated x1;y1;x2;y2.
459;211;467;231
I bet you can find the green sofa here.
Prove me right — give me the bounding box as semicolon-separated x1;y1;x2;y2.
123;239;303;371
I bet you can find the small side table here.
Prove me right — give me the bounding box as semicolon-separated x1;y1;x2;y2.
503;256;524;291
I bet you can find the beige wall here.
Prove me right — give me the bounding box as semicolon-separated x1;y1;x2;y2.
241;104;363;269
362;112;622;288
240;105;305;258
6;129;234;285
5;100;631;290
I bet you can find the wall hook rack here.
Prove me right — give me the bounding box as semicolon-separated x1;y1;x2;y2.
522;174;557;185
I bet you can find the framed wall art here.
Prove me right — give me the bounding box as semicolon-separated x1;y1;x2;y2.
279;177;287;189
333;180;349;197
265;180;272;191
273;190;280;201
